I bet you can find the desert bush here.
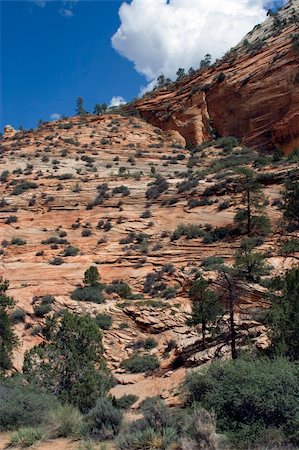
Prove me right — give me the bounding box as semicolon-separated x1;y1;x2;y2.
146;174;169;199
48;404;84;438
57;173;73;180
0;377;58;431
186;357;299;446
71;286;105;304
201;256;224;270
140;209;151;219
120;354;159;373
82;229;92;237
95;313;113;330
5;215;17;224
112;394;138;410
279;238;299;256
179;408;220;450
171;224;204;241
105;280;132;299
63;245;79;257
10;426;47;447
34;303;52;317
11;237;26;246
86;397;123;440
11;181;38;195
112;185;130;196
10;307;26;324
116;427;177;450
41;236;68;245
49;256;64;265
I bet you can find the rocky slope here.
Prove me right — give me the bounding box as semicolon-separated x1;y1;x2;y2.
1;112;298;404
130;0;299;153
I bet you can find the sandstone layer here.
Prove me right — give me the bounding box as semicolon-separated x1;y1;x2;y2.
130;0;299;153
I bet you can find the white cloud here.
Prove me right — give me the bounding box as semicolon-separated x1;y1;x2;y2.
34;0;46;7
109;96;127;108
112;0;275;89
50;113;61;121
59;8;73;17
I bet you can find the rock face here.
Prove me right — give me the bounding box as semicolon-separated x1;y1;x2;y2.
4;125;17;139
131;0;299;153
1;110;298;402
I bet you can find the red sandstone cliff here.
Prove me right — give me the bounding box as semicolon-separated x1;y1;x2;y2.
131;0;299;153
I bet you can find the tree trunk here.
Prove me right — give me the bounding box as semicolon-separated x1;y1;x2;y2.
229;295;237;360
247;189;251;236
222;271;238;360
202;320;206;349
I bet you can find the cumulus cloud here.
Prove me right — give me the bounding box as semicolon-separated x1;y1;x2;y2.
109;96;127;108
112;0;280;89
50;113;61;121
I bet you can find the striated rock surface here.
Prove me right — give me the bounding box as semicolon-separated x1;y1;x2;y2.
130;0;299;153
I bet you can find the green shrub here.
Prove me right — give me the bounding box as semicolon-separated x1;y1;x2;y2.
171;224;204;241
113;394;138;410
186;357;299;446
180;408;219;450
23;312;113;413
96;313;113;330
106;280;132;299
116;427;177;450
10;426;47;447
71;286;105;304
5;215;17;224
0;377;58;431
48;404;84;438
201;256;224;270
78;440;96;450
120;354;159;373
10;307;26;324
86;397;123;440
279;238;299;256
49;256;64;265
82;229;92;237
33;303;52;317
11;181;38;195
11;237;27;246
63;245;79;257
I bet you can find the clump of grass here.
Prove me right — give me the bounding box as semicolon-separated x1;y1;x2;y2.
47;404;84;438
10;427;47;447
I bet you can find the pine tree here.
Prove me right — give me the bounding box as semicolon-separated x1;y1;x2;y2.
0;278;18;374
23;311;113;412
282;179;299;231
233;238;270;282
234;168;270;236
93;103;107;115
187;276;222;349
76;97;87;116
267;268;299;360
176;68;185;81
83;266;101;287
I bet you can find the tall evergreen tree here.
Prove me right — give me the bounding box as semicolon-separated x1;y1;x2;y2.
282;179;299;231
187;275;222;349
93;103;107;115
234;168;270;236
0;278;18;374
267;268;299;360
23;311;113;412
76;97;87;116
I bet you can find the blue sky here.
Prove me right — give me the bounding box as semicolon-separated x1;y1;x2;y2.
1;0;286;131
1;1;144;130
